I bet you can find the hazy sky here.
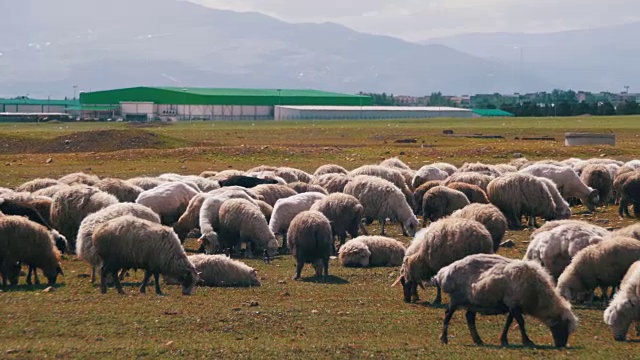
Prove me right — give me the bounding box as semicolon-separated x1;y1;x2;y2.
189;0;640;40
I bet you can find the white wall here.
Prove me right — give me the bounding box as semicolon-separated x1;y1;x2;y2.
275;108;474;120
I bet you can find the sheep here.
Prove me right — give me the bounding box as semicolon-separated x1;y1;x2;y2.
520;164;599;211
164;254;260;287
421;186;470;223
50;185;119;253
311;173;352;193
557;237;640;304
580;164;613;206
344;175;419;237
459;162;503;177
0;216;64;286
433;254;578;347
247;165;278;173
604;261;640;341
450;203;507;252
125;177;168;191
430;162;458;176
287;211;332;280
211;170;245;183
244;171;287;185
155;174;202;192
338;236;405;267
214;199;279;257
524;221;610;279
32;184;71;198
287;182;328;195
539;177;573;222
95;178;144;203
199;171;218;178
181;175;220;192
276;167;314;183
209;186;262;200
412;180;442;215
218;175;278;188
256;200;273;222
380;157;412;171
172;193;211;243
269;192;327;248
624;160;640;170
445;182;489;204
310;193;365;251
494;164;518;174
76;203;161;282
442;172;494;192
15;178;61;193
618;172;640;218
487;173;558;230
412;166;448;189
93;216;199;295
350;165;413;206
314;164;348;176
613;167;636;204
393;217;494;304
135;181;200;225
612;223;640;240
58;172;100;186
509;157;531;170
251;184;297;207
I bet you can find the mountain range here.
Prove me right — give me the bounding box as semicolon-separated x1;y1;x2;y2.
0;0;634;98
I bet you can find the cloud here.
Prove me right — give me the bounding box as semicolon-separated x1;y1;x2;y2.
188;0;640;40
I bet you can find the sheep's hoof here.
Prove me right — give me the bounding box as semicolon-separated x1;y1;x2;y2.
473;339;484;346
439;335;448;345
117;289;126;295
523;340;536;347
140;288;146;294
101;289;107;294
293;276;301;281
500;340;509;347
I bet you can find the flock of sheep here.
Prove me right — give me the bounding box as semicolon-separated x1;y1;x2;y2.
1;156;640;347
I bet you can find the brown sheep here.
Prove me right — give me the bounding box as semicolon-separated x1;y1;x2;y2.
580;165;613;206
446;182;489;204
618;172;640;218
287;182;329;195
412;180;442;215
422;186;470;223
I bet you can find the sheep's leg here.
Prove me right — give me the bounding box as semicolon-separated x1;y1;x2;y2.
400;222;408;237
91;266;96;283
465;310;483;345
600;286;609;304
512;308;535;347
294;261;304;280
440;306;457;345
635;323;640;336
112;269;125;295
140;270;152;294
379;218;386;236
359;222;369;236
26;266;33;286
100;264;109;294
118;268;128;281
500;313;514;347
619;197;630;217
154;273;163;296
322;257;329;279
1;259;9;287
33;267;40;285
433;285;442;305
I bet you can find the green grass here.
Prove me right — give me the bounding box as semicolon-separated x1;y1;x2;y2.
1;116;640;359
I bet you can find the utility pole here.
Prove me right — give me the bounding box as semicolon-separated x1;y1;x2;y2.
73;85;78;100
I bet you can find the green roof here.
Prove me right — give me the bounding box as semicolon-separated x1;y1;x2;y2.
472;109;515;117
0;98;79;107
80;87;372;106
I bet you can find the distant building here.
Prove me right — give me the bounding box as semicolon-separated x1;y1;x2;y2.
274;106;474;120
0;97;78;113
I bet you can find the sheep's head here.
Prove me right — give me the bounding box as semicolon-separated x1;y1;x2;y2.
6;261;21;286
50;230;68;254
249;269;261;287
392;257;422;303
403;216;420;237
199;231;220;255
44;263;64;286
266;237;279;257
180;269;200;295
586;189;600;210
548;309;578;348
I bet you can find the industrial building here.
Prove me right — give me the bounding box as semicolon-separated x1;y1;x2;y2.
79;87;372;121
274;106;474;120
0;97;78;113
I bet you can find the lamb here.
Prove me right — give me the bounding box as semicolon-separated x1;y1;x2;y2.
487;173;558;230
92;216;199;295
524;221;610;279
314;164;348;176
433;254;578;347
214;199;279;257
520;163;599;211
164;254;260;287
580;164;613;205
338;236;405;267
442;172;494;192
310;193;365;251
96;178;144;203
269;192;327;247
125;177;168;191
156;174;205;192
50;185;119;253
251;184;297;207
135;181;200;225
311;173;352;193
218;175;278;188
198;193;261;252
15;178;61;193
421;186;470;223
450;203;508;252
393;217;494;304
538;177;573;221
343;175;419;237
430;162;458;176
58;172;100;186
412;166;449;189
603;261;640;341
287;182;328;195
287;211;332;280
618;172;640;218
445;182;489;204
0;216;64;286
557;237;640;303
350;165;413;206
412;180;442;215
76;203;161;282
32;184;71;198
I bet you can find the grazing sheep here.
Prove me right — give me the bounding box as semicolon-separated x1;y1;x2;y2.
445;182;489;204
269;192;327;246
380;157;412;171
603;261;640;341
0;216;63;286
430;163;458;176
181;175;220;192
434;254;578;347
394;218;494;304
311;173;352;193
218;175;278;188
199;171;218;178
494;164;518;174
344;175;419;237
450;203;507;252
459;162;503;177
156;174;203;192
58;172;100;186
557;237;640;303
135;182;200;225
487;173;558;230
215;199;279;257
412;181;442;215
350;165;413;206
50;186;119;253
173;193;212;243
310;193;365;251
613;167;636;204
538;177;573;222
244;171;287;185
164;254;260;287
287;182;328;195
580;165;613;205
618;172;640;218
209;186;262;200
32;184;71;198
251;184;297;207
287;211;332;280
509;157;531;170
77;203;161;282
256;200;273;222
421;186;470;223
247;165;278;173
412;166;449;189
212;170;245;183
524;221;610;279
442;172;494;192
198;193;260;253
125;177;168;191
15;178;61;193
338;236;405;267
93;216;199;295
314;164;349;176
520;164;599;211
96;178;144;203
276;167;314;183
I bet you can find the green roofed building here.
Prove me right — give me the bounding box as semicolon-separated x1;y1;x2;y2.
79;87;372;121
0;97;78;113
472;109;515;117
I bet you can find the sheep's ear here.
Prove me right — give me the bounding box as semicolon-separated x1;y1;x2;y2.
391;275;403;287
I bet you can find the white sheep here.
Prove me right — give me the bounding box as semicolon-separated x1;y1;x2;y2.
350;165;413;205
311;173;352;193
412;166;449;189
430;162;458;176
125;177;168;191
251;184;297;206
313;164;348;176
135;181;200;225
603;261;640;341
450;203;508;252
269;192;327;247
442;172;494;192
310;193;365;251
164;254;260;287
215;199;278;257
538;177;573;222
338;236;405;267
15;178;61;193
96;178;144;203
380;157;412;171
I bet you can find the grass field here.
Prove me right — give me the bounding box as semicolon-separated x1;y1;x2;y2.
1;116;640;359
